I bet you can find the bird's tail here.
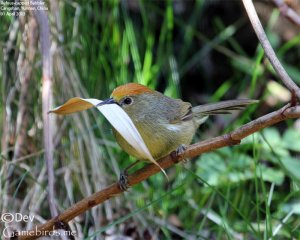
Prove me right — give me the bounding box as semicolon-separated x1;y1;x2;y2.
192;99;258;116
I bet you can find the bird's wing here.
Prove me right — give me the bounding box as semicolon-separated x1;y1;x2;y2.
192;99;258;115
169;100;193;124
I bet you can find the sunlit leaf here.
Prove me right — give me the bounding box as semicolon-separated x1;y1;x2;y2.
281;157;300;181
283;128;300;152
256;166;284;185
282;202;300;215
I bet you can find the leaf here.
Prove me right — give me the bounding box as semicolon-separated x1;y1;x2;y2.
282;202;300;215
196;153;226;185
283;128;300;152
256;166;284;185
196;152;284;185
49;97;167;178
261;128;289;157
281;157;300;181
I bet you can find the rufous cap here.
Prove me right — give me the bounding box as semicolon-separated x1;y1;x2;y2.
111;83;153;101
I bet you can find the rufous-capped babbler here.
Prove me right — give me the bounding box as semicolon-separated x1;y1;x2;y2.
98;83;257;189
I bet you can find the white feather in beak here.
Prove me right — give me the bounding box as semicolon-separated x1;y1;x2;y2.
49;97;167;178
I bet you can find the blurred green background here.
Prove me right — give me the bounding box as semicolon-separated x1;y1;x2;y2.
1;0;300;239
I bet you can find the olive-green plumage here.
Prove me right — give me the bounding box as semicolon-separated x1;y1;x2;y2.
110;83;257;160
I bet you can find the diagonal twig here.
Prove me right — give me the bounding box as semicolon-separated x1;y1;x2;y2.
242;0;300;100
273;0;300;26
15;103;300;240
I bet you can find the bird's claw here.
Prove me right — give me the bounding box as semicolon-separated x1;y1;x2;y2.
118;160;140;191
119;170;129;191
176;144;187;156
171;144;187;163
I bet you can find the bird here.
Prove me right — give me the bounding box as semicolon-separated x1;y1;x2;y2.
97;83;257;189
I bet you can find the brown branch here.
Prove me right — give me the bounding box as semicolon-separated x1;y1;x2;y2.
242;0;300;100
33;3;57;217
15;104;300;240
273;0;300;26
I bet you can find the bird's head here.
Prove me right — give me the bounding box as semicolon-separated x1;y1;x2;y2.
97;83;155;117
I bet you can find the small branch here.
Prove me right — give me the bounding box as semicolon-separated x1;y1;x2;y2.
273;0;300;26
242;0;300;100
33;3;57;217
16;104;300;240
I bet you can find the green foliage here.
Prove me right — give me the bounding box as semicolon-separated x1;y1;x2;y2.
1;0;300;239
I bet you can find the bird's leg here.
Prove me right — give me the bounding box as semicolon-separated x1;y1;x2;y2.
171;144;187;163
176;144;187;162
119;160;140;191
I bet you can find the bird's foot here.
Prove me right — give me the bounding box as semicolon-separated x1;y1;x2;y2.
176;144;187;163
171;144;187;163
119;170;129;191
118;160;140;191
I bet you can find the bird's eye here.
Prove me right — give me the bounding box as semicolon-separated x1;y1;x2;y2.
123;97;133;105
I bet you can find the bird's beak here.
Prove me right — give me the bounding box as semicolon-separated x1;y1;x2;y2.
96;98;117;107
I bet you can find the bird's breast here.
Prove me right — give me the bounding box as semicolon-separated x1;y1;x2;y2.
113;118;198;160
